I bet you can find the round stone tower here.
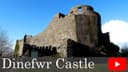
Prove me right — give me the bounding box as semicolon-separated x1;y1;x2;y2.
70;5;102;47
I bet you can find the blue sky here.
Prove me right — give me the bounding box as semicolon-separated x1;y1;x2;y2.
0;0;128;48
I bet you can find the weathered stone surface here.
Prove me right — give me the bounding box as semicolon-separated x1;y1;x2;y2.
14;5;120;57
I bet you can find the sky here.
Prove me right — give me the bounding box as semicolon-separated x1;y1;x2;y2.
0;0;128;49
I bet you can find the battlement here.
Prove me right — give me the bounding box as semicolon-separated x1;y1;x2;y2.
70;5;94;14
15;5;120;57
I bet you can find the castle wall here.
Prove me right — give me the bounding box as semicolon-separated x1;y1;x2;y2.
76;14;99;47
17;40;24;56
16;5;103;57
28;13;78;57
15;5;120;57
32;13;77;45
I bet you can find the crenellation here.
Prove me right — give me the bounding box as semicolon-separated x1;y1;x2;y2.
15;5;120;57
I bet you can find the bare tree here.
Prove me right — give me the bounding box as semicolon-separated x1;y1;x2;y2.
0;27;13;57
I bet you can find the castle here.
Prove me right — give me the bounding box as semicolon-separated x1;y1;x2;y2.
14;5;120;57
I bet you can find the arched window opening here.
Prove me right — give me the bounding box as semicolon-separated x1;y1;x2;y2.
77;7;83;12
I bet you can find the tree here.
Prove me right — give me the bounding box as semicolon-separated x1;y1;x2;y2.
0;27;13;57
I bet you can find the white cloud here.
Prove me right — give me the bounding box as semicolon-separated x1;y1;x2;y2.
102;20;128;48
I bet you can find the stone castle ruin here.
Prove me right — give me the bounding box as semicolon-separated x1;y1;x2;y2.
14;5;120;57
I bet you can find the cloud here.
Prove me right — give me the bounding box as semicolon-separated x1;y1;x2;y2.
102;20;128;48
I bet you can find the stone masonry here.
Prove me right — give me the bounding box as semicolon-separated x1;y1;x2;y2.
14;5;120;57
